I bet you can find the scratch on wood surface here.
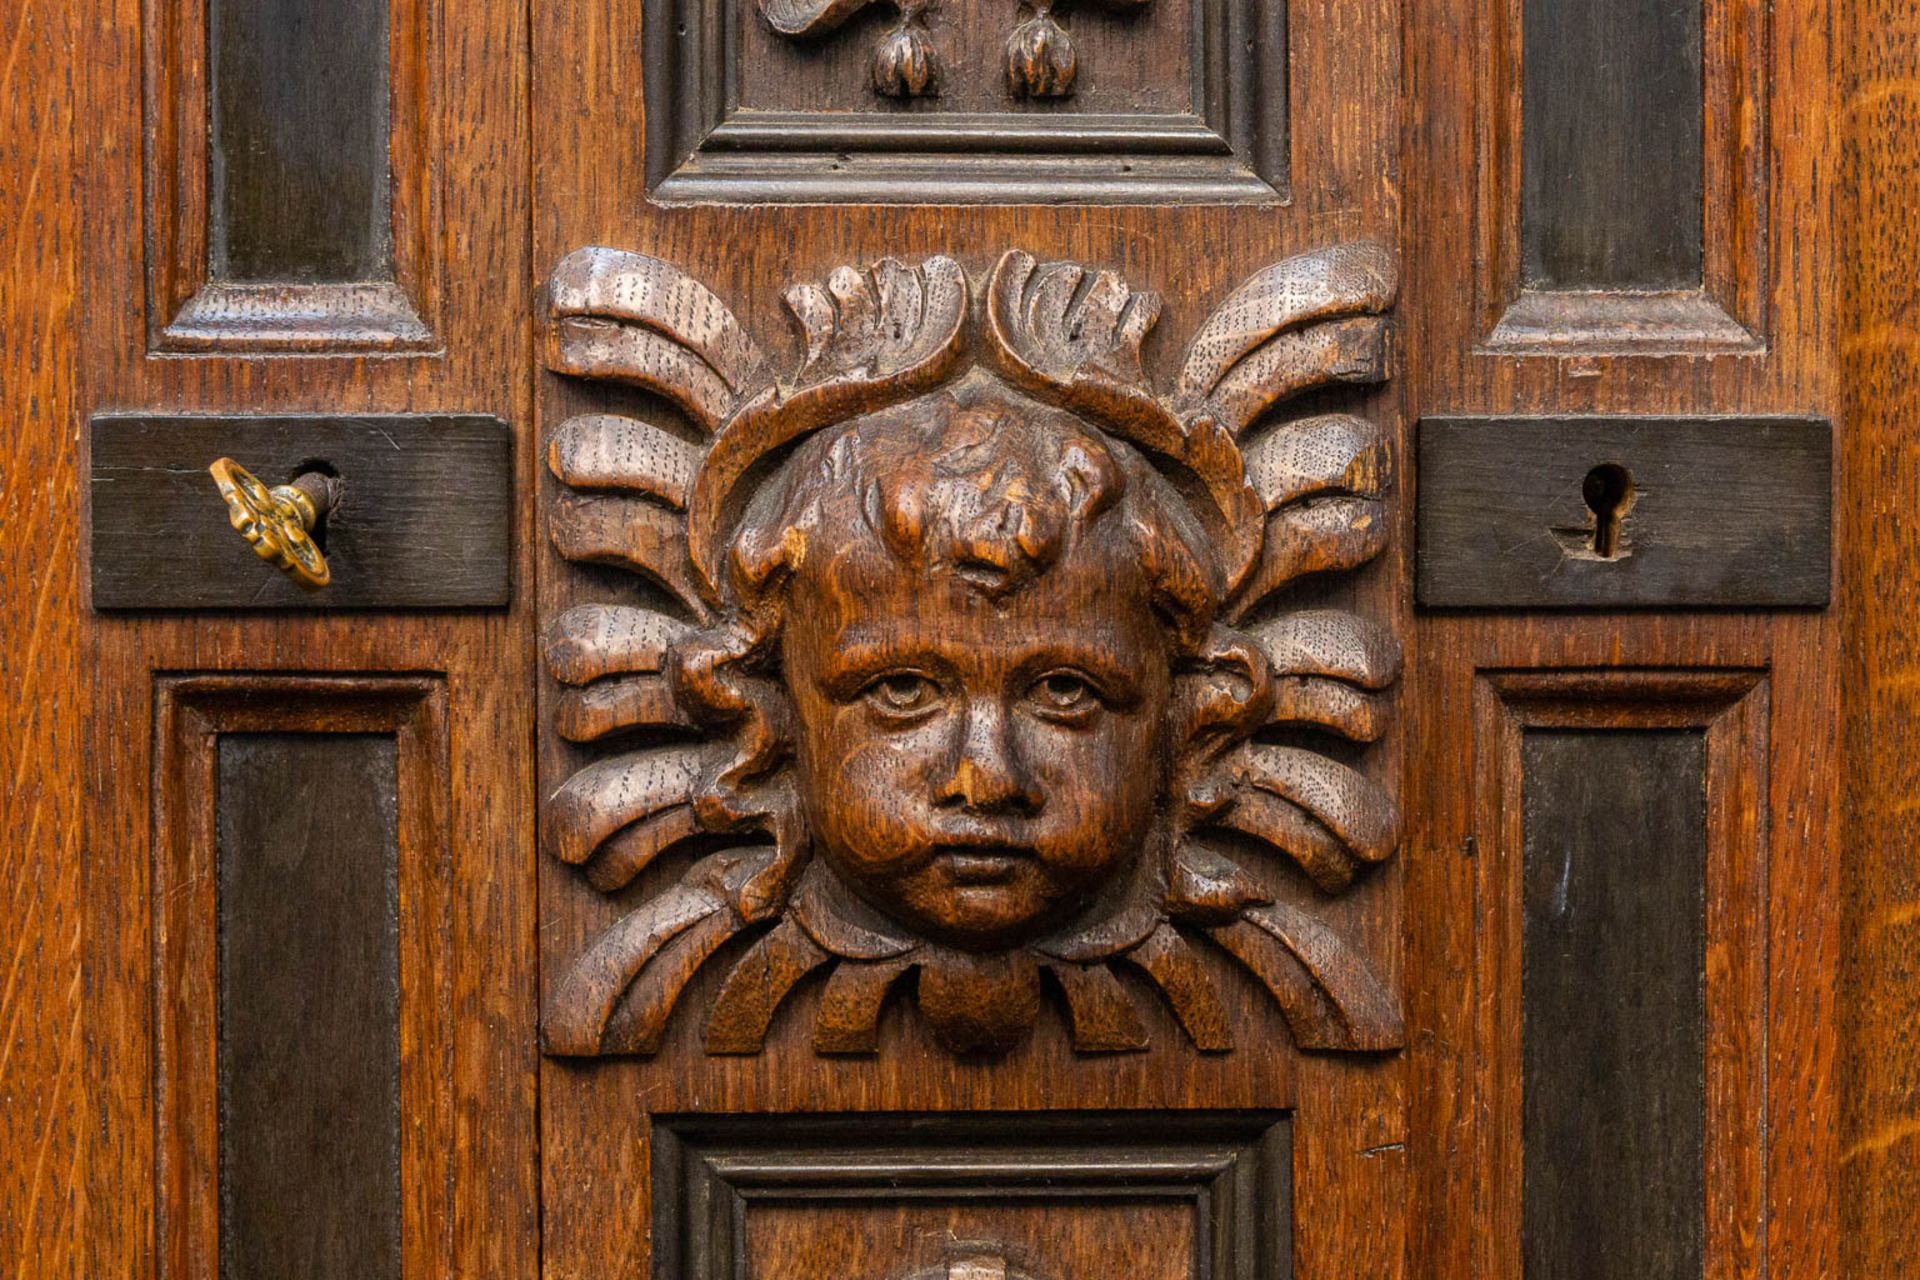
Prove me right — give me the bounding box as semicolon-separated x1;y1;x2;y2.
1843;1114;1920;1165
1868;898;1920;938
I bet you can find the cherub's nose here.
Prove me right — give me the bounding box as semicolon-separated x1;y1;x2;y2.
935;700;1042;815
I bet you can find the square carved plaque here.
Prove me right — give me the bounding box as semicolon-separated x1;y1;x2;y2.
651;1111;1293;1280
644;0;1289;203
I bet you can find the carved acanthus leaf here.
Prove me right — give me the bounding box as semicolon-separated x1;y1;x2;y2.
687;255;969;596
984;249;1266;592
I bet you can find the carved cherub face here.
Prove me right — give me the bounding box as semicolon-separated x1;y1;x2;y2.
538;243;1408;1060
738;381;1215;949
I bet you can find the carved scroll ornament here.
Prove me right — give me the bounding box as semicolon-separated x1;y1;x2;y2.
540;241;1403;1058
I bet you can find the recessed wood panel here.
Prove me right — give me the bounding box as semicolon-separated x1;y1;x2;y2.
1519;0;1703;290
210;0;392;282
142;0;439;349
90;415;513;610
652;1111;1291;1280
1521;729;1707;1280
151;678;459;1280
215;733;402;1280
642;0;1287;203
1416;417;1832;609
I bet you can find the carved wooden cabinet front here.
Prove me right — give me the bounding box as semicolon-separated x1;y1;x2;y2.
51;0;1870;1273
526;0;1411;1270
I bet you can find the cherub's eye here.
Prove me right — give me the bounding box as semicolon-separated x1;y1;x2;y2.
863;672;941;719
1026;671;1100;721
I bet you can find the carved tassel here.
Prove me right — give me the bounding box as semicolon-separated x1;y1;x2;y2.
1007;5;1077;98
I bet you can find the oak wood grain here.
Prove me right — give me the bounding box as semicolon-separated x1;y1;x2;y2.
77;5;538;1280
0;0;85;1273
1839;0;1920;1263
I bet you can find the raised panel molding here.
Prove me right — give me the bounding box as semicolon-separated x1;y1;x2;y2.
650;1111;1292;1280
151;675;452;1280
642;0;1287;203
1464;670;1769;1280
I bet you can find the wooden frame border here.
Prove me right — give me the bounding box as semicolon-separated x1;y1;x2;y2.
1472;0;1769;354
1465;668;1768;1279
150;674;451;1280
642;0;1289;204
141;0;443;352
651;1111;1292;1280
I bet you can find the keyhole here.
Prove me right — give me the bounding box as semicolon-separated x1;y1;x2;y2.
1582;463;1633;559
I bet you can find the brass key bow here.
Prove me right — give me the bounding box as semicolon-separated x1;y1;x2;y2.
208;458;336;589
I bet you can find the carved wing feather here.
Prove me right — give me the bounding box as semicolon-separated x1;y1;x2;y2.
1233;497;1390;620
705;919;835;1055
1268;679;1391;743
1125;924;1234;1051
1250;609;1402;689
1048;962;1150;1052
548;246;767;400
1205;743;1399;892
1166;839;1274;922
546;320;740;436
543;878;730;1056
1235;744;1399;867
814;959;914;1054
756;0;880;36
550;493;709;618
1250;610;1402;741
548;414;703;508
582;806;706;893
1244;412;1392;509
545;604;688;686
1217;790;1365;892
542;746;706;867
1178;241;1398;407
599;911;745;1054
1207;318;1392;439
553;675;693;743
1210;903;1404;1050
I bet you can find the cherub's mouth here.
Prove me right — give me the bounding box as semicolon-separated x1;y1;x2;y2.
931;842;1038;885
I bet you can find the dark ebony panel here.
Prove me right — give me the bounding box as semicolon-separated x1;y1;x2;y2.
211;0;391;281
1520;0;1703;288
90;415;513;610
1521;731;1706;1280
1416;417;1832;609
652;1111;1291;1280
217;733;401;1280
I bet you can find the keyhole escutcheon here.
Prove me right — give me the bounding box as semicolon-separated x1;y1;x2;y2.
1582;463;1633;559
